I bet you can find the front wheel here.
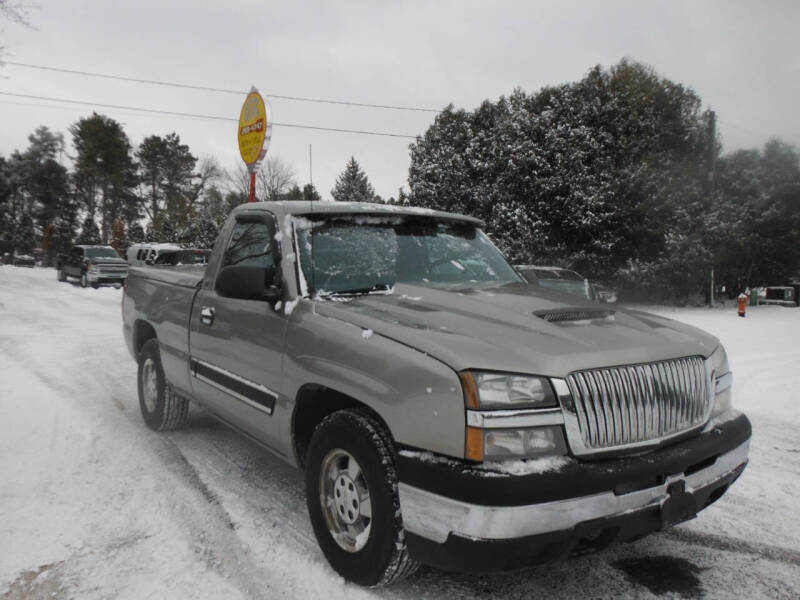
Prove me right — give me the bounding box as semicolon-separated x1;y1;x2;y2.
137;339;189;431
57;267;66;282
80;272;88;288
305;409;418;586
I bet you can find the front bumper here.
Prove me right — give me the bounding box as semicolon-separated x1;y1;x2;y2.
397;413;751;572
87;271;127;283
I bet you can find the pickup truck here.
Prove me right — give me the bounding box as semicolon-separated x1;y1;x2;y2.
57;244;129;288
123;201;751;586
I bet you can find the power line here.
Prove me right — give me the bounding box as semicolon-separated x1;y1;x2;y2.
0;91;419;138
3;61;441;113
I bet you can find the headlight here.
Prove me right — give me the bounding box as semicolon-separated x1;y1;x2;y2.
709;345;733;417
88;263;98;272
460;371;557;409
461;370;566;461
482;426;567;460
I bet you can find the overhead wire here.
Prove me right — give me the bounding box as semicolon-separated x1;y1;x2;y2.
3;61;441;113
0;91;419;139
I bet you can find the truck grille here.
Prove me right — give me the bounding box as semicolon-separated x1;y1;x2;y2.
565;356;711;450
98;265;128;276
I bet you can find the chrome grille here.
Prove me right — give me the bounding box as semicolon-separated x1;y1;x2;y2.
565;356;711;450
98;265;128;276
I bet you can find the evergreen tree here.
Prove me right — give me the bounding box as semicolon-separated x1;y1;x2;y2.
302;184;321;201
408;60;716;297
331;157;375;202
76;216;101;245
283;184;303;200
70;114;136;243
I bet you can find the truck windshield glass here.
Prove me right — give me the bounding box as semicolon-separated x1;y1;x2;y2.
85;247;120;259
294;215;522;295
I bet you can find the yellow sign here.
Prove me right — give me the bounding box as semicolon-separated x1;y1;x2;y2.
238;88;270;166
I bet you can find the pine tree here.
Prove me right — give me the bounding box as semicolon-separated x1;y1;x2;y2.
331;157;375;202
76;216;101;245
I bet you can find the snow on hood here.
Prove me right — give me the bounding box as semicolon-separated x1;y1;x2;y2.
314;282;719;377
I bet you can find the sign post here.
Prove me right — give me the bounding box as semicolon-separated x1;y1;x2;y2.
237;87;271;202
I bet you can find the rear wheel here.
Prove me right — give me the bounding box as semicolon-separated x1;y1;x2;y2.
305;409;418;586
137;339;189;431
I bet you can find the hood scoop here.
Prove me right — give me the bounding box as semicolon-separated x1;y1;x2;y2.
534;308;616;324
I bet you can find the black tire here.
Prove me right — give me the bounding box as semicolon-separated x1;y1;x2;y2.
57;267;66;282
305;409;419;587
91;282;100;289
137;339;189;431
80;272;88;288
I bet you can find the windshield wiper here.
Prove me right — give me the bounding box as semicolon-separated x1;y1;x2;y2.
318;283;394;297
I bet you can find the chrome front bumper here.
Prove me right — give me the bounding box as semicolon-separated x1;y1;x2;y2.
399;439;749;544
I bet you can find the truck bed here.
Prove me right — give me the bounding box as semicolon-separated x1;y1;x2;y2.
128;264;205;289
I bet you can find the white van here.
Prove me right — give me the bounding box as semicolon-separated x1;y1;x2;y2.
126;243;182;267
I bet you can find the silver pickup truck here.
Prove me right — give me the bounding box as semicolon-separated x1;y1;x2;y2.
123;201;751;586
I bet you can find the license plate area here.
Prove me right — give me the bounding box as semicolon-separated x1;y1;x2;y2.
660;480;698;529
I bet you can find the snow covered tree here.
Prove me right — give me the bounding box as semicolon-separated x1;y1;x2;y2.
408;60;717;297
331;157;375;202
76;216;101;245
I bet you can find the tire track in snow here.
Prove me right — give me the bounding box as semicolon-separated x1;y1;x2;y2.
0;327;285;599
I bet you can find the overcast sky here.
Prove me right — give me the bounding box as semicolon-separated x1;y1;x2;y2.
1;0;798;200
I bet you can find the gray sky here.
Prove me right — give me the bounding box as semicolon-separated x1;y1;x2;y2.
1;0;798;200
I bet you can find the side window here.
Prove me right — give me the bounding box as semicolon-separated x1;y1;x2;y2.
72;247;83;258
223;218;277;268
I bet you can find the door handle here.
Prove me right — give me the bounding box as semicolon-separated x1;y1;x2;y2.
200;306;215;326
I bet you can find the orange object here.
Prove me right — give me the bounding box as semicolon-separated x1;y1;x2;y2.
465;427;484;461
737;293;747;317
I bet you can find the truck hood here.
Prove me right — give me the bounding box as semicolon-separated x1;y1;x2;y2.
88;257;127;266
313;283;719;377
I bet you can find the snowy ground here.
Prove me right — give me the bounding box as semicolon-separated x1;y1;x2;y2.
1;266;799;600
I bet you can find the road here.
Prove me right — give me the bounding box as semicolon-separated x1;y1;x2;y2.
1;266;798;599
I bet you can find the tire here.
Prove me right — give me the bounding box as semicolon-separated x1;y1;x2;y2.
305;409;419;587
91;282;100;289
137;339;189;431
57;268;66;282
80;272;89;288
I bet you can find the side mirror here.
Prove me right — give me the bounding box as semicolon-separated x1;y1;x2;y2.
216;264;282;302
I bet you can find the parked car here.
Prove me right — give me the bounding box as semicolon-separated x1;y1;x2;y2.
12;254;36;267
153;248;210;266
515;265;598;302
126;243;182;267
124;202;750;586
593;282;618;303
56;245;128;288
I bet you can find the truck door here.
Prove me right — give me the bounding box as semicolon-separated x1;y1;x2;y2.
188;212;287;453
67;246;83;277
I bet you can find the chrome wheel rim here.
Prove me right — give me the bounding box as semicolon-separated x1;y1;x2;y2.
319;449;372;552
141;358;158;413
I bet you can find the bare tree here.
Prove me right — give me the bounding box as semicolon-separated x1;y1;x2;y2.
0;1;33;26
227;156;297;202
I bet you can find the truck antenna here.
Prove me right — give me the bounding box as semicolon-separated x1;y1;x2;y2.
309;144;316;295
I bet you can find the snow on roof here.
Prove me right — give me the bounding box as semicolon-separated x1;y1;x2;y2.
235;201;484;226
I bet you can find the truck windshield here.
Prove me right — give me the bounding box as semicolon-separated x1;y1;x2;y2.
294;215;522;295
85;247;120;259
